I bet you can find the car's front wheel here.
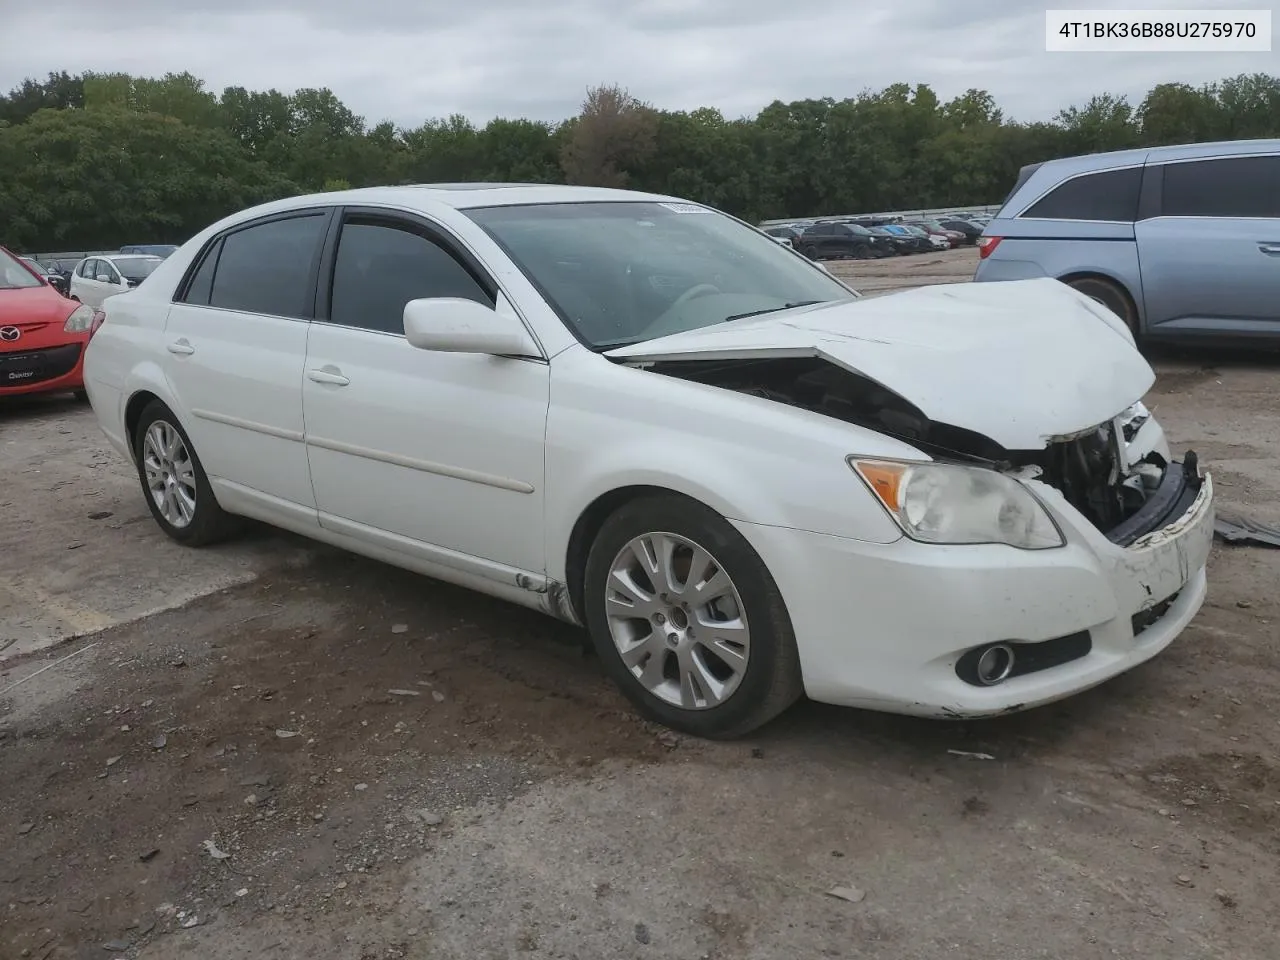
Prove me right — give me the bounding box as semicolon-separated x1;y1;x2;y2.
583;494;804;739
132;399;240;546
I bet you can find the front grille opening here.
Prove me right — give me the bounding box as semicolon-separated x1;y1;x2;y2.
0;343;81;386
1040;423;1161;533
1016;415;1202;546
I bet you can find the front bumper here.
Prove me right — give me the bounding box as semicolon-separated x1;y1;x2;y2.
0;342;85;396
732;467;1214;718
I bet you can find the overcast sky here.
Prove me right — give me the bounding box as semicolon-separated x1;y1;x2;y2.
2;0;1274;128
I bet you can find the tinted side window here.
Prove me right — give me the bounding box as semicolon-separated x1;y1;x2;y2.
328;219;493;335
1161;156;1280;219
78;260;95;278
208;214;327;318
182;240;221;305
1021;166;1142;221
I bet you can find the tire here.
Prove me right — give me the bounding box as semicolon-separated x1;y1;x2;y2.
73;389;88;403
131;399;240;546
582;494;804;739
800;245;820;261
1065;276;1138;337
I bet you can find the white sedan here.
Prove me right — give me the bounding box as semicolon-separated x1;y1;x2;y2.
69;254;164;308
81;185;1215;738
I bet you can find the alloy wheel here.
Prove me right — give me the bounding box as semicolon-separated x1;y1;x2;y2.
604;532;751;710
142;420;197;528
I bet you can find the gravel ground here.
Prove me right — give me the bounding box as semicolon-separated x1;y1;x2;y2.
3;246;1279;960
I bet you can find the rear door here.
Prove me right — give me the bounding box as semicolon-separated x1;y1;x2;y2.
162;208;331;516
1134;152;1280;338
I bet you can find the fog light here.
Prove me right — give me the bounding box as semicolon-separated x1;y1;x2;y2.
975;644;1015;685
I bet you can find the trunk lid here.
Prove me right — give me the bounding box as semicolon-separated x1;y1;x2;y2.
605;277;1153;451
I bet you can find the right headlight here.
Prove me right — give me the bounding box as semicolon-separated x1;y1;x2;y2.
849;458;1065;550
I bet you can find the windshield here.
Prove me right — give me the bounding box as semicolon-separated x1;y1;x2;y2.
0;249;43;289
465;201;856;349
112;257;162;281
843;223;872;236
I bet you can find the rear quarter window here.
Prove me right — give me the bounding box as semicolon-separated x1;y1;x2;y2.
1020;166;1143;222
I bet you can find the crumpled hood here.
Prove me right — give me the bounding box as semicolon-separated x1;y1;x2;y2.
606;277;1154;450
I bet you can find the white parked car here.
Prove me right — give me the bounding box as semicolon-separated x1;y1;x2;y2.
82;185;1215;738
69;254;164;307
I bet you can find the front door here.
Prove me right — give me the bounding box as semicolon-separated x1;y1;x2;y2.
161;209;331;516
301;210;549;577
73;258;111;307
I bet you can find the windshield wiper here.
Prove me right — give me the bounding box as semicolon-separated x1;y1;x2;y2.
722;300;823;324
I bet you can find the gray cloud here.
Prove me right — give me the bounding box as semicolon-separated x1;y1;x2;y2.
2;0;1274;128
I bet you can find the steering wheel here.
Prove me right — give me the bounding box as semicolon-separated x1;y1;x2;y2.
669;283;721;311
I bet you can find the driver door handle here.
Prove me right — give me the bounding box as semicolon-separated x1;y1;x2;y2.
1258;242;1280;256
307;367;350;386
166;339;195;356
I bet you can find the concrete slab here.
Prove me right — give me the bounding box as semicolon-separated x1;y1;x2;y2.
0;394;320;661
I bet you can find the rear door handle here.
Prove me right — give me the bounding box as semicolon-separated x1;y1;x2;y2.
307;367;350;386
1258;243;1280;256
166;339;194;355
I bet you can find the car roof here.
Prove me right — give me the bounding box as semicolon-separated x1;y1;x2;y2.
226;183;692;220
103;253;164;262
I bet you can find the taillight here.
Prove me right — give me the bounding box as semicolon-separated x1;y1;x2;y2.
977;236;1002;259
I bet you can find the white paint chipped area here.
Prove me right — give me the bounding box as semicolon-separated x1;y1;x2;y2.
0;395;322;662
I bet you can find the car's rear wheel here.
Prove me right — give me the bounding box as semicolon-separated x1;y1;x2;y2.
1065;276;1138;337
800;244;819;260
583;494;804;739
132;399;239;546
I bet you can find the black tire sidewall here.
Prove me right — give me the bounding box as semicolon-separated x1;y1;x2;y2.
582;495;800;738
1067;277;1137;336
131;400;228;545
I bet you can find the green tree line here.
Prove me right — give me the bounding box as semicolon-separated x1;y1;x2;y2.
2;70;1278;252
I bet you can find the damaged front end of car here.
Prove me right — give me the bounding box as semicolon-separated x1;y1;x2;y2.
632;353;1201;547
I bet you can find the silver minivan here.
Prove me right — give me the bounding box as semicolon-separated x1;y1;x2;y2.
973;139;1280;343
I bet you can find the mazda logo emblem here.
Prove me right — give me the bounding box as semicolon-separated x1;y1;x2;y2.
0;326;20;342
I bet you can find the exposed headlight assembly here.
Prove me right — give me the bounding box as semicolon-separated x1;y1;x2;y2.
850;458;1065;550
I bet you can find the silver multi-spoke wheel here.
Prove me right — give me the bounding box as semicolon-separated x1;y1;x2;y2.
604;532;751;710
141;420;197;528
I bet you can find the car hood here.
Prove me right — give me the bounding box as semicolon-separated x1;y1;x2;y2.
605;277;1153;451
0;285;75;325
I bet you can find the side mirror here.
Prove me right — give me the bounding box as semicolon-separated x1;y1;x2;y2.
403;298;539;357
95;274;111;283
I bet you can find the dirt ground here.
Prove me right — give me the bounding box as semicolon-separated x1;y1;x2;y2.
3;247;1280;960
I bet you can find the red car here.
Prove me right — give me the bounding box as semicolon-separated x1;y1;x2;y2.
1;245;104;401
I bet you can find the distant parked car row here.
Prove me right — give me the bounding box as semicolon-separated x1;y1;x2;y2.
14;244;179;300
763;213;991;262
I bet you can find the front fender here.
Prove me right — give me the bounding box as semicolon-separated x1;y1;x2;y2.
543;351;913;583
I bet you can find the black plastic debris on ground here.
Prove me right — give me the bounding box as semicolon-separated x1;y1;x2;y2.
1214;513;1280;548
